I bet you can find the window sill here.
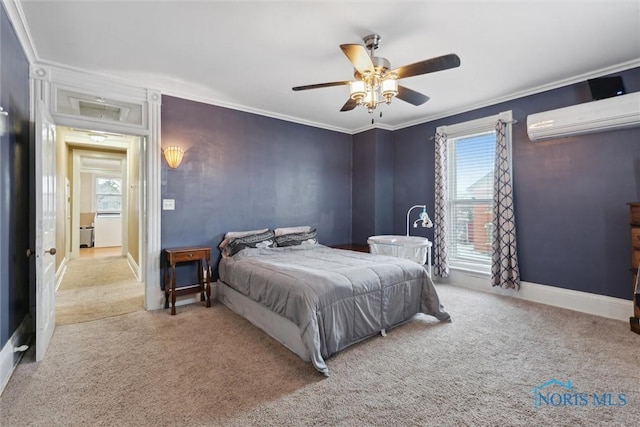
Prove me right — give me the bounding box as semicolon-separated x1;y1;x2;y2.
97;212;122;217
449;264;490;277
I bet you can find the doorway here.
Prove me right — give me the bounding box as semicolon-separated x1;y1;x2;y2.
54;127;145;325
28;66;163;361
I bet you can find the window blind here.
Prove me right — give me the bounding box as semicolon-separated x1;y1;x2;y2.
446;131;496;271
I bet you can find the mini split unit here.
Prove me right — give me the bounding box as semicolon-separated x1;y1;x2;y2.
527;91;640;141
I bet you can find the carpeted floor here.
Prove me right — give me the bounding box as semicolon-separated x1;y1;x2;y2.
56;256;144;325
1;284;638;426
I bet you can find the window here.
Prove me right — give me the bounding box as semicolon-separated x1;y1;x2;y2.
96;177;122;213
438;111;513;273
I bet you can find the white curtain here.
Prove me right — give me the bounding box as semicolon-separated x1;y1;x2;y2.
491;120;520;289
433;132;449;278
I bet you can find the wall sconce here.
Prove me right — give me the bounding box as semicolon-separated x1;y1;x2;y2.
163;146;184;169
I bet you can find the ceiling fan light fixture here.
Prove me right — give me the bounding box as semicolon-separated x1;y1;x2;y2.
364;89;379;113
349;81;366;101
381;78;398;102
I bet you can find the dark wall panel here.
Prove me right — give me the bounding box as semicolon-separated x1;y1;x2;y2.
393;125;436;242
0;5;31;347
160;96;352;273
392;67;640;299
352;130;376;244
352;129;394;245
374;129;394;237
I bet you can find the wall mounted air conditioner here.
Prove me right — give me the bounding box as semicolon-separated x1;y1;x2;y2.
527;92;640;141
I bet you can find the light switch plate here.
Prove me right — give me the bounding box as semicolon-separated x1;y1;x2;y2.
162;199;175;210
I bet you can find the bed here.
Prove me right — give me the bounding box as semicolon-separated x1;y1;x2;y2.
216;228;450;376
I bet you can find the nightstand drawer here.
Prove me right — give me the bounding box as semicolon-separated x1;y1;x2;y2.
170;250;207;263
166;247;210;264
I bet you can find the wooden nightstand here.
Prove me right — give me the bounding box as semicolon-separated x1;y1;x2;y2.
163;246;212;315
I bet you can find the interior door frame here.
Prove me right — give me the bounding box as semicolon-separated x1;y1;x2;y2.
70;148;128;259
30;63;164;313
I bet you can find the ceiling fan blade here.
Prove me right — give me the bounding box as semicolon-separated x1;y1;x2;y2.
340;98;358;112
340;44;375;76
396;86;430;106
292;81;350;91
392;53;461;79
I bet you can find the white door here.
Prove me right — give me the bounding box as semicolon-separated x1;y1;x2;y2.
35;100;56;361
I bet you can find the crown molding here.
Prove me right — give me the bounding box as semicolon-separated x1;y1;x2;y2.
5;0;637;137
158;86;354;135
395;59;640;131
2;0;38;63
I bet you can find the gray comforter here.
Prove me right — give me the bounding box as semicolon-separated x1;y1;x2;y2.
218;244;450;375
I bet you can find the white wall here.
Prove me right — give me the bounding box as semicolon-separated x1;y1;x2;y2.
80;172;92;212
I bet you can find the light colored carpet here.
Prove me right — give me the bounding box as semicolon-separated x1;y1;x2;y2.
56;256;144;325
1;284;639;426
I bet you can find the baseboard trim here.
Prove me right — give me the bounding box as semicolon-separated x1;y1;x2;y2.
150;283;217;312
55;257;68;292
126;253;141;281
0;316;31;396
443;270;632;322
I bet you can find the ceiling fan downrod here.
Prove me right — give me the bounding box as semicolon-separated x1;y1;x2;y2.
363;33;381;54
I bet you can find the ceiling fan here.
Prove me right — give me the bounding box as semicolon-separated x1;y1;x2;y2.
292;33;461;118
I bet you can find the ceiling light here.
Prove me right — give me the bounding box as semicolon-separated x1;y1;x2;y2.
349;73;398;114
349;81;366;102
381;78;398;101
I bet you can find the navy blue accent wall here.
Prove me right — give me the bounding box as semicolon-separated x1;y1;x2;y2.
392;68;640;299
160;96;352;278
352;128;394;245
352;130;376;243
393;124;436;243
0;5;31;347
374;129;394;238
161;69;638;300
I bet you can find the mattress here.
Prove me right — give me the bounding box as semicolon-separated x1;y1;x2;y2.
218;244;450;375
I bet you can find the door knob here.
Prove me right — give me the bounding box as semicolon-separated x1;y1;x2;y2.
45;248;57;255
25;248;33;258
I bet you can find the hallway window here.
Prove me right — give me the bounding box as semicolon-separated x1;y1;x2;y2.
96;177;122;213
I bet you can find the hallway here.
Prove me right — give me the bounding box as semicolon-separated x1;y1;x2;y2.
55;255;144;325
79;246;123;259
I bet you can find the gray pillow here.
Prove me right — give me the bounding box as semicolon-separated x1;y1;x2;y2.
225;230;275;257
275;229;317;247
